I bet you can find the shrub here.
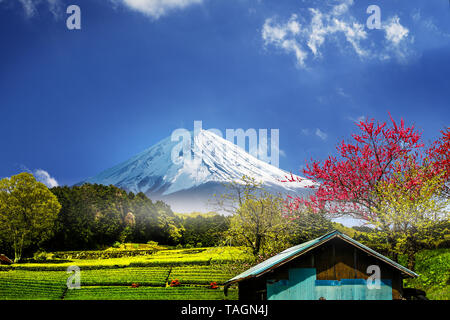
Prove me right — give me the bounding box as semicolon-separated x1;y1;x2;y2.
209;282;218;289
33;251;48;261
169;279;180;287
147;241;158;247
112;242;121;249
404;248;450;300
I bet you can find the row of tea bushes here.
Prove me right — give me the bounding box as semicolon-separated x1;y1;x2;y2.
51;249;158;260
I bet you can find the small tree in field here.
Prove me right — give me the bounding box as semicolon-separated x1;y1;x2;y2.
0;172;61;262
217;176;293;256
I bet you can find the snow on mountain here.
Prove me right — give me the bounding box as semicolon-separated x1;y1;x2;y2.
81;130;315;212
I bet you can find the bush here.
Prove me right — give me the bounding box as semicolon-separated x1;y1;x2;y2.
196;242;203;248
404;248;450;300
413;249;449;288
52;249;157;260
112;242;121;249
33;251;48;261
169;279;181;287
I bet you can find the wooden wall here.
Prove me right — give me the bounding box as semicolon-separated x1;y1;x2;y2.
238;237;404;300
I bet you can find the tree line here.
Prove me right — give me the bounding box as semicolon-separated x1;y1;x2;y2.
0;178;230;261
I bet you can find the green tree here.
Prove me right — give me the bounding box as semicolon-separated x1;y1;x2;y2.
46;185;181;250
218;176;293;256
370;162;449;269
179;213;230;247
0;173;61;262
289;208;334;244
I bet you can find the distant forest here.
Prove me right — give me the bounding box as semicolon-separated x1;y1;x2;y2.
0;184;229;257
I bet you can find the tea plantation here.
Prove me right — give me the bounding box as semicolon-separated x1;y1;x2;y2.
0;247;247;300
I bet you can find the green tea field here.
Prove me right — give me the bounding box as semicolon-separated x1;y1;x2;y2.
0;246;247;300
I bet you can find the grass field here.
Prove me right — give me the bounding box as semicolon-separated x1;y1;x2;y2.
0;246;248;300
1;245;448;300
64;286;238;300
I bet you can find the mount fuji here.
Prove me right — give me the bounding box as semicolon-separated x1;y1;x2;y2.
80;130;315;213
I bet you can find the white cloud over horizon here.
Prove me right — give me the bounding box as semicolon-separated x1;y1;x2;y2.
34;169;59;188
261;0;413;68
3;167;60;188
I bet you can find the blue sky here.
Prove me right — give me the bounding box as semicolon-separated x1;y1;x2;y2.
0;0;449;187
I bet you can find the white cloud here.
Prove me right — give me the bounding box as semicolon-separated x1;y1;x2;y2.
262;1;367;68
411;9;450;39
18;0;36;17
381;16;412;62
12;0;62;18
261;0;414;68
306;9;327;56
46;0;61;17
5;0;202;20
301;128;310;135
315;128;328;141
336;87;349;98
117;0;203;19
331;0;353;16
347;115;365;122
384;16;409;45
34;169;59;188
262;15;308;67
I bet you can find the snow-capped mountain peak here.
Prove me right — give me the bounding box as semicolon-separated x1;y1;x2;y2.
82;129;314;212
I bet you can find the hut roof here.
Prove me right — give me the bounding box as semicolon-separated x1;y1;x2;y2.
225;230;418;285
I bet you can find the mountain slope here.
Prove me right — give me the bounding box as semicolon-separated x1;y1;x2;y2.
82;130;315;212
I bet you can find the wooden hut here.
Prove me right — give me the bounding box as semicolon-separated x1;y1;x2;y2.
224;230;418;300
0;254;13;265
